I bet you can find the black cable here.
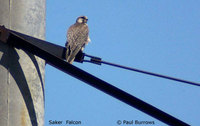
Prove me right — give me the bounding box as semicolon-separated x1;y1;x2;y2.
83;54;200;87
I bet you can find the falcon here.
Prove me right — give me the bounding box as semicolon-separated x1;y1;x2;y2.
65;16;90;64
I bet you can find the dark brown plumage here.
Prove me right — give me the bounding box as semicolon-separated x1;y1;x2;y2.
65;16;90;64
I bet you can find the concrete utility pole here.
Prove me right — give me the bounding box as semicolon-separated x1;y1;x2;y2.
0;0;46;126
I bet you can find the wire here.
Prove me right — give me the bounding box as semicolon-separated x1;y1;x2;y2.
83;54;200;87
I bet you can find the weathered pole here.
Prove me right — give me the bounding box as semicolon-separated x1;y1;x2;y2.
0;0;46;126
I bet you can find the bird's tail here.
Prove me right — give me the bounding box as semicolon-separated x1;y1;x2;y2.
65;44;81;64
65;44;73;64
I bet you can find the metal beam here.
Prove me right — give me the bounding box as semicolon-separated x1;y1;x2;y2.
0;27;189;126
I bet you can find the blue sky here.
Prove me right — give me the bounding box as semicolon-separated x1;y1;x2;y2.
45;1;200;126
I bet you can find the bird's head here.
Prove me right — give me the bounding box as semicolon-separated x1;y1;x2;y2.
76;16;88;24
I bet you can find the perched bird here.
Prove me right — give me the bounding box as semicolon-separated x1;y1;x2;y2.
65;16;90;64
